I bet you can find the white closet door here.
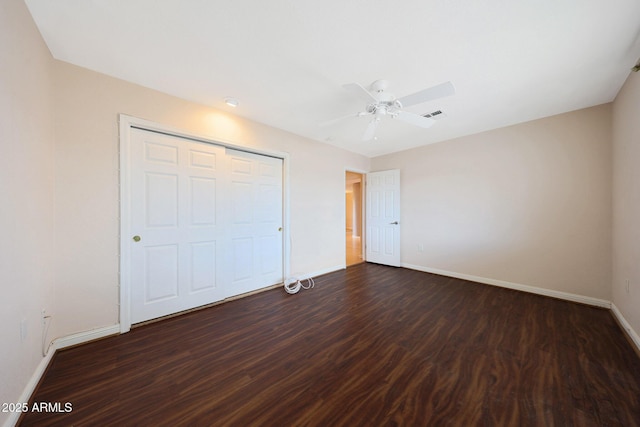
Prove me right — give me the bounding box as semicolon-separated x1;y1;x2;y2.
127;129;284;324
129;129;228;323
227;148;283;296
366;169;401;267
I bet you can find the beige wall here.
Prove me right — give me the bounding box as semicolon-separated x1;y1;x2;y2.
371;104;612;300
612;71;640;339
0;0;55;423
50;61;370;341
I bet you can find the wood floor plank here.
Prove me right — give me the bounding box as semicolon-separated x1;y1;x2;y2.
18;263;640;426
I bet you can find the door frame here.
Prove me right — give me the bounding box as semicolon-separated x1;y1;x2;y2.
118;114;291;333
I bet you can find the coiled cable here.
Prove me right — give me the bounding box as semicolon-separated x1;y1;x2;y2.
284;276;315;294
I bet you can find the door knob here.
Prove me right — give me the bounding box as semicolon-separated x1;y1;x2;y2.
278;227;282;232
389;221;398;225
132;235;141;242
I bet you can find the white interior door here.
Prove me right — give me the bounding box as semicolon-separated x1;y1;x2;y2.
227;148;283;296
366;169;401;267
129;129;228;323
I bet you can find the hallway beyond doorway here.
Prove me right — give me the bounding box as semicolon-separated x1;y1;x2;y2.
346;171;364;266
346;232;363;266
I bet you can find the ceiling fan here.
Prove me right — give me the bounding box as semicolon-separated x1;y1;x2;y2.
324;80;455;141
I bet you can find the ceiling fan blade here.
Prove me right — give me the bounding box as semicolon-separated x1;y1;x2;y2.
394;111;436;128
319;111;372;127
319;112;365;127
396;81;455;108
362;119;379;141
343;82;378;104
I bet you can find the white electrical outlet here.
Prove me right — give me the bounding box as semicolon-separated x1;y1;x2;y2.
418;243;424;252
41;308;52;324
626;279;630;294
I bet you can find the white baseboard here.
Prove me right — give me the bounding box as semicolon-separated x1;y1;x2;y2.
611;303;640;354
3;324;120;427
294;265;345;281
4;347;56;427
53;324;121;350
403;263;611;308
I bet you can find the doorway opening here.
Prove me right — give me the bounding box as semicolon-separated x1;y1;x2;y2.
346;171;365;266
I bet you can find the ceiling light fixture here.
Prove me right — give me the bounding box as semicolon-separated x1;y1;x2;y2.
224;97;239;107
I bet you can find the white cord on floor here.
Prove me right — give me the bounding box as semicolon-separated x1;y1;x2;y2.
284;276;315;294
300;277;315;290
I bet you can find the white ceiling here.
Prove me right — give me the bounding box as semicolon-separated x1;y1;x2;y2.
25;0;640;157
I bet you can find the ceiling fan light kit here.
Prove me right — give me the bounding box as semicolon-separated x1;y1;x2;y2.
328;80;456;141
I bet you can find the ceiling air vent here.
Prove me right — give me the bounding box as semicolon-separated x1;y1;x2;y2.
422;110;447;120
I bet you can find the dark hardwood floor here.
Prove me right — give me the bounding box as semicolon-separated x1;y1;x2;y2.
19;263;640;426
